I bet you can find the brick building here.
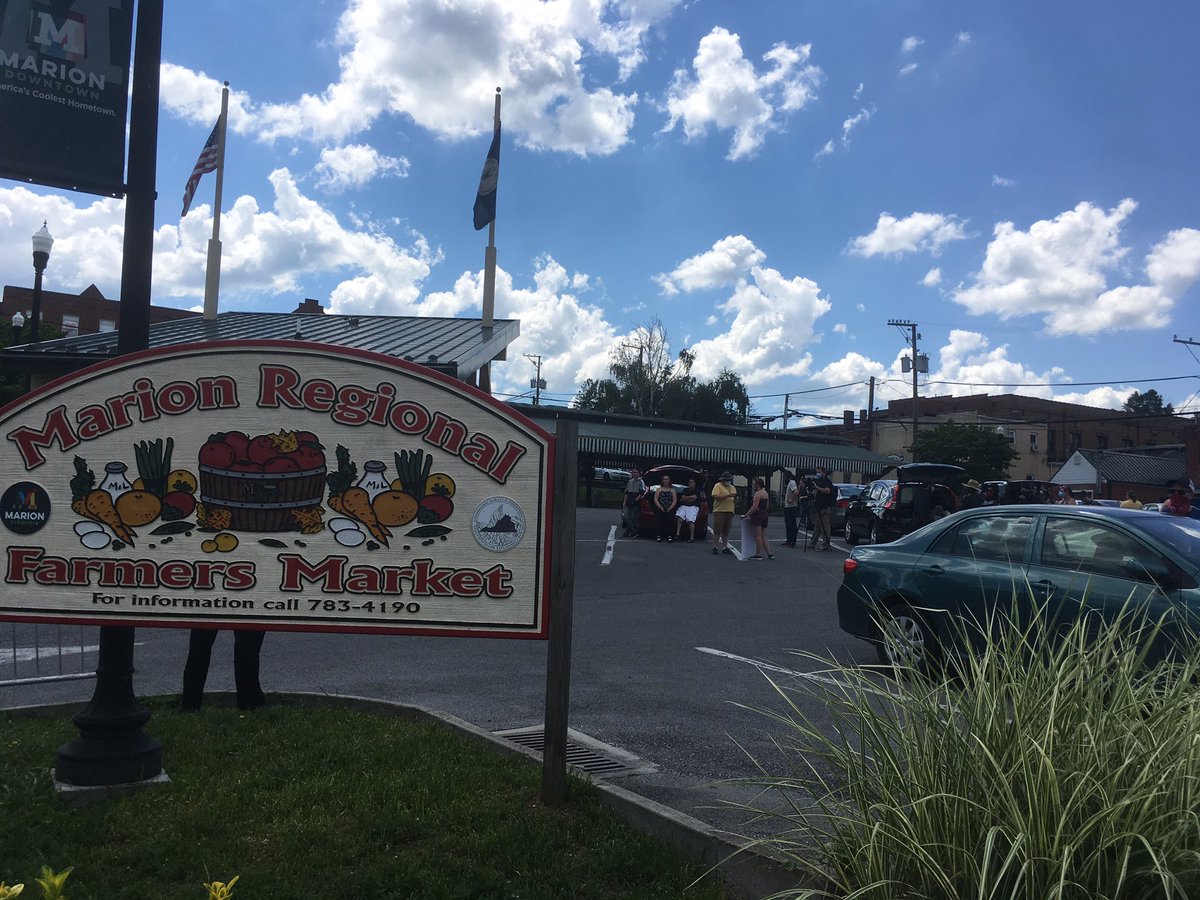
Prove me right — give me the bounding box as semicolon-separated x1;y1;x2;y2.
2;283;196;338
796;393;1200;494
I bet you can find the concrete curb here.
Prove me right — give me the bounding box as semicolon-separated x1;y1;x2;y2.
5;691;821;900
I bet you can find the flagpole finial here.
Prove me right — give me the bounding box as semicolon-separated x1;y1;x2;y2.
223;80;229;88
496;86;501;94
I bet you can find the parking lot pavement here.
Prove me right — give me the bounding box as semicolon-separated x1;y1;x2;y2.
3;505;874;839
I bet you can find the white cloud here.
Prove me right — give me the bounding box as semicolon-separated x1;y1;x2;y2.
848;211;968;257
655;236;831;382
901;36;924;54
661;27;823;160
425;255;619;398
992;174;1015;187
654;234;766;294
0;172;442;312
1146;228;1200;298
855;303;865;312
922;267;942;286
164;0;685;157
313;144;410;192
853;82;863;99
160;64;257;133
833;322;847;334
956;32;972;46
953;199;1186;334
899;62;919;76
815;105;875;159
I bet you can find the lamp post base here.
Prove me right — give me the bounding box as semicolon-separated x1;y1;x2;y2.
54;626;162;787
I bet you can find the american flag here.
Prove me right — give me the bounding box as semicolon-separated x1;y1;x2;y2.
181;119;221;217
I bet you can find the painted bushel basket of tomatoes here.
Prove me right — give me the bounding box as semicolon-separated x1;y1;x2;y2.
197;429;326;532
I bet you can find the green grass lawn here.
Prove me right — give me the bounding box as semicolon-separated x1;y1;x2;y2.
1;699;727;899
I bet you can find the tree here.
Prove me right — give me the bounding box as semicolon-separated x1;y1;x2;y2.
572;318;751;425
909;422;1019;482
1123;389;1174;416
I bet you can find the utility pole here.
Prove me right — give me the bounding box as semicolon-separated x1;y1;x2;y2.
866;375;875;450
525;353;545;405
889;319;927;449
782;392;790;431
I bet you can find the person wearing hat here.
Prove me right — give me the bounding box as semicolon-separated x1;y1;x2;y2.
1160;478;1200;519
959;479;984;510
710;471;737;555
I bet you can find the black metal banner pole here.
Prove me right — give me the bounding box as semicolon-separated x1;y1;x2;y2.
541;419;577;805
56;0;164;787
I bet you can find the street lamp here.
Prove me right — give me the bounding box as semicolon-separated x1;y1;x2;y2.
30;221;53;344
10;310;24;343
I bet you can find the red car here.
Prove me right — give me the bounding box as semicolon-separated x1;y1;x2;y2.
636;465;711;538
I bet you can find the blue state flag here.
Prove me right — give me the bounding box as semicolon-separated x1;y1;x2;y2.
473;130;501;231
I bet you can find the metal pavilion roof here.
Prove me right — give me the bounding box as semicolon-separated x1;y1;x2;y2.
1;311;519;381
515;404;895;476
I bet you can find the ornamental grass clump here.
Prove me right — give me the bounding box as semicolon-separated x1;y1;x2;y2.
742;593;1200;899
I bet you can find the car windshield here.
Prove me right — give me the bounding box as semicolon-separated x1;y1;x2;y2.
1124;514;1200;563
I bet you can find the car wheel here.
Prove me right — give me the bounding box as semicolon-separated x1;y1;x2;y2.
844;520;857;545
876;601;940;674
868;522;881;545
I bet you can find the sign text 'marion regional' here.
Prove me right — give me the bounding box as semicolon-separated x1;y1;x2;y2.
7;364;526;483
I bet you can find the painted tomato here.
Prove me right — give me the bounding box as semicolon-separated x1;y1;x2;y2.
417;494;454;524
198;441;235;468
263;456;301;474
230;460;262;473
222;431;250;460
289;445;326;471
162;491;197;519
296;431;320;447
247;435;279;465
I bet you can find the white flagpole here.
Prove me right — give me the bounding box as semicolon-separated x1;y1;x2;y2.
202;81;230;320
478;87;500;393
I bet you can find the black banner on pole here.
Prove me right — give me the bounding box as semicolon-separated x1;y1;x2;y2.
0;0;133;197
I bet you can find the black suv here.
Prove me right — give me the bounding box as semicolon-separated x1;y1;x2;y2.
843;463;964;545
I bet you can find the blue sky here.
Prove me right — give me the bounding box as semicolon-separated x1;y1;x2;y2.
2;0;1198;422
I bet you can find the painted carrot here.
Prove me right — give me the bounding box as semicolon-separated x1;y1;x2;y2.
84;489;135;544
340;487;390;545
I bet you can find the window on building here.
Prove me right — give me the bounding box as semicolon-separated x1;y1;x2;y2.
1029;433;1039;452
1048;431;1057;454
1006;430;1016;444
98;319;116;333
1069;431;1082;452
1097;434;1109;449
60;314;79;337
1123;439;1134;448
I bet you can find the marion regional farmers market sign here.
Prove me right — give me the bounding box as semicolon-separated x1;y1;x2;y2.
0;342;553;638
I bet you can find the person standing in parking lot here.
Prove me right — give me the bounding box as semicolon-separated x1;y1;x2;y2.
1160;479;1200;519
710;472;737;555
653;473;679;542
1120;489;1143;509
783;469;800;548
744;476;774;559
959;479;984;509
808;466;834;551
674;477;704;542
622;468;646;537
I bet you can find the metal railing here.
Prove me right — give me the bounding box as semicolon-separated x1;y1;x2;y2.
2;622;98;687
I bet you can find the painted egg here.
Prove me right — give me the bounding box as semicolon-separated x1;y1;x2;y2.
74;520;104;536
335;528;366;548
80;531;112;550
328;517;360;533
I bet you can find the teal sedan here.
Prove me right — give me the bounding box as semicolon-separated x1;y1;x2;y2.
837;506;1200;672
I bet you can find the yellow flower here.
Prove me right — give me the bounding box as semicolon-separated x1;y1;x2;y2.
203;875;239;899
35;867;72;900
0;882;26;899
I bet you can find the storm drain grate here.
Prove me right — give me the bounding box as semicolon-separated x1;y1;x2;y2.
493;726;655;779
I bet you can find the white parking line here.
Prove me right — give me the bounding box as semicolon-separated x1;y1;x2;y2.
695;646;847;688
600;525;616;565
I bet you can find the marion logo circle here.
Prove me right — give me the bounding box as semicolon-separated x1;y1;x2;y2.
1;481;52;536
471;497;525;552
